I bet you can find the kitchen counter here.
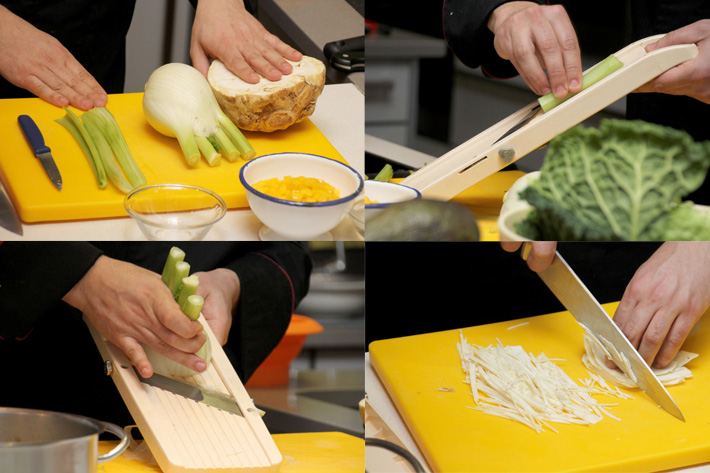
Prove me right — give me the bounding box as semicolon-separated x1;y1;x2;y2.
0;83;363;241
98;431;363;472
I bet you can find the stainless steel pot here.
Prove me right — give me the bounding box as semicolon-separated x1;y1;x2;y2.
0;407;129;473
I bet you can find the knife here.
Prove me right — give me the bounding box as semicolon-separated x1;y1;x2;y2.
18;115;63;190
522;244;684;421
134;368;243;417
0;183;23;236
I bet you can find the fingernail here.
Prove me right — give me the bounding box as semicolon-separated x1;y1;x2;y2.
555;86;567;97
542;87;551;95
141;367;151;378
195;361;207;372
569;79;579;90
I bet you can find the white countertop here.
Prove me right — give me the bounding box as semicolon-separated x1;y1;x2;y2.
0;83;363;241
365;353;710;473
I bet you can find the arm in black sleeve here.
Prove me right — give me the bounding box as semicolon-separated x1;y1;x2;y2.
224;242;312;380
0;243;103;339
443;0;543;78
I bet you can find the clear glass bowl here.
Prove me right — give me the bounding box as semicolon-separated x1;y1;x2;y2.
124;184;227;240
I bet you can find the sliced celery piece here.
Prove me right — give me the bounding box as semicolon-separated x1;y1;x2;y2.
196;135;221;167
161;246;185;286
82;115;132;193
181;294;204;321
177;275;200;308
217;113;255;159
211;128;239;162
56;114;107;188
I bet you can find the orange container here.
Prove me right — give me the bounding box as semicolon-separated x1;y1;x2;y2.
246;314;324;387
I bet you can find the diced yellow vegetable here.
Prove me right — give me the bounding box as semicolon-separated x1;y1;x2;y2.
253;176;340;202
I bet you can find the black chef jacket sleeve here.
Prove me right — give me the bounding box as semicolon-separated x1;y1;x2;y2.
224;242;312;380
0;242;103;339
444;0;545;78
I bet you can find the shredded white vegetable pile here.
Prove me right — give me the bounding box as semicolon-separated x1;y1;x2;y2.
457;332;626;433
580;324;698;388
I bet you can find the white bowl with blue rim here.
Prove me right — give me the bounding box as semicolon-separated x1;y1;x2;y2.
364;180;421;221
240;152;364;240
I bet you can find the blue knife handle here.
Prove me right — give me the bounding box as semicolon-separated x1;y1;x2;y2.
18;115;51;155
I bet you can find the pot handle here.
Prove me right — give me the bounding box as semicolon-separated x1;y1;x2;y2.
96;421;130;463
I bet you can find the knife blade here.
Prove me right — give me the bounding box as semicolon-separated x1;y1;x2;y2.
0;183;23;236
134;368;243;417
492;105;542;144
18;115;63;190
523;245;684;421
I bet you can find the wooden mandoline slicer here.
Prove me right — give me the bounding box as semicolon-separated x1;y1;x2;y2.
401;34;699;200
87;315;282;473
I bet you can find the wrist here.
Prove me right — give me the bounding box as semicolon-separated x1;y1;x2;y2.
62;255;109;310
488;1;538;33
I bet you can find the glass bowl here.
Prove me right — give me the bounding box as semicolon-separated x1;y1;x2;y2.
124;184;227;240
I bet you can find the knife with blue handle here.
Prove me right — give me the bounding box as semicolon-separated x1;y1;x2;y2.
18;114;63;190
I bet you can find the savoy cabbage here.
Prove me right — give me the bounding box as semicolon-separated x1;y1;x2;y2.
518;119;710;240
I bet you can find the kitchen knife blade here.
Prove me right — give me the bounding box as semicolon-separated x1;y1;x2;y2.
0;183;23;236
134;368;243;417
18;115;63;190
492;105;541;144
524;246;684;421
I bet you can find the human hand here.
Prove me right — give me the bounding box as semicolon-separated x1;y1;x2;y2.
614;242;710;368
488;2;582;98
194;268;240;345
501;241;557;272
190;0;302;83
63;256;207;378
636;20;710;104
0;6;106;110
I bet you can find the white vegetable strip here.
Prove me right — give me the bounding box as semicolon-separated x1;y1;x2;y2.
580;324;698;388
457;331;627;433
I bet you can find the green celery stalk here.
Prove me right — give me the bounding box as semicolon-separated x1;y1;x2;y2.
538;55;624;112
87;108;146;188
56;114;107;188
161;246;185;286
82;115;132;193
211;128;239;162
181;294;204;320
169;261;190;298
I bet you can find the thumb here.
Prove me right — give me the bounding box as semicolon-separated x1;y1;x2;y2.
190;42;211;76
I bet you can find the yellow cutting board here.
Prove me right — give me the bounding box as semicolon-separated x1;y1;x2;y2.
369;302;710;472
0;93;346;222
98;432;364;473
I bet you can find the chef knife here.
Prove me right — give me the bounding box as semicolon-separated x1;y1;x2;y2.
522;244;684;421
18;115;63;190
0;183;23;236
134;368;244;417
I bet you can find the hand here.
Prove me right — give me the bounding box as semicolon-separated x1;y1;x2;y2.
488;2;582;98
190;0;302;83
194;268;240;345
501;241;557;272
0;6;106;110
636;20;710;104
614;242;710;368
63;256;207;378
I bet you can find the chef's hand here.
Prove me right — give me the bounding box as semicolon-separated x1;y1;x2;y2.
190;0;302;83
501;241;557;272
193;268;240;345
636;20;710;104
614;242;710;368
488;2;582;98
0;6;106;110
63;256;207;378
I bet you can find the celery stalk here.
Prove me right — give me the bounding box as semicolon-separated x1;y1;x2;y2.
82;116;132;193
217;113;255;159
181;294;204;320
538;55;624;112
195;135;221;167
177;275;200;308
161;246;185;286
86;108;146;188
56;114;107;189
211;128;239;162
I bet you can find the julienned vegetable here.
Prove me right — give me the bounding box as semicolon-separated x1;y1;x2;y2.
143;63;255;168
580;324;697;388
57;107;146;193
538;55;623;112
146;246;211;378
517;119;710;240
457;332;629;433
373;164;393;182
